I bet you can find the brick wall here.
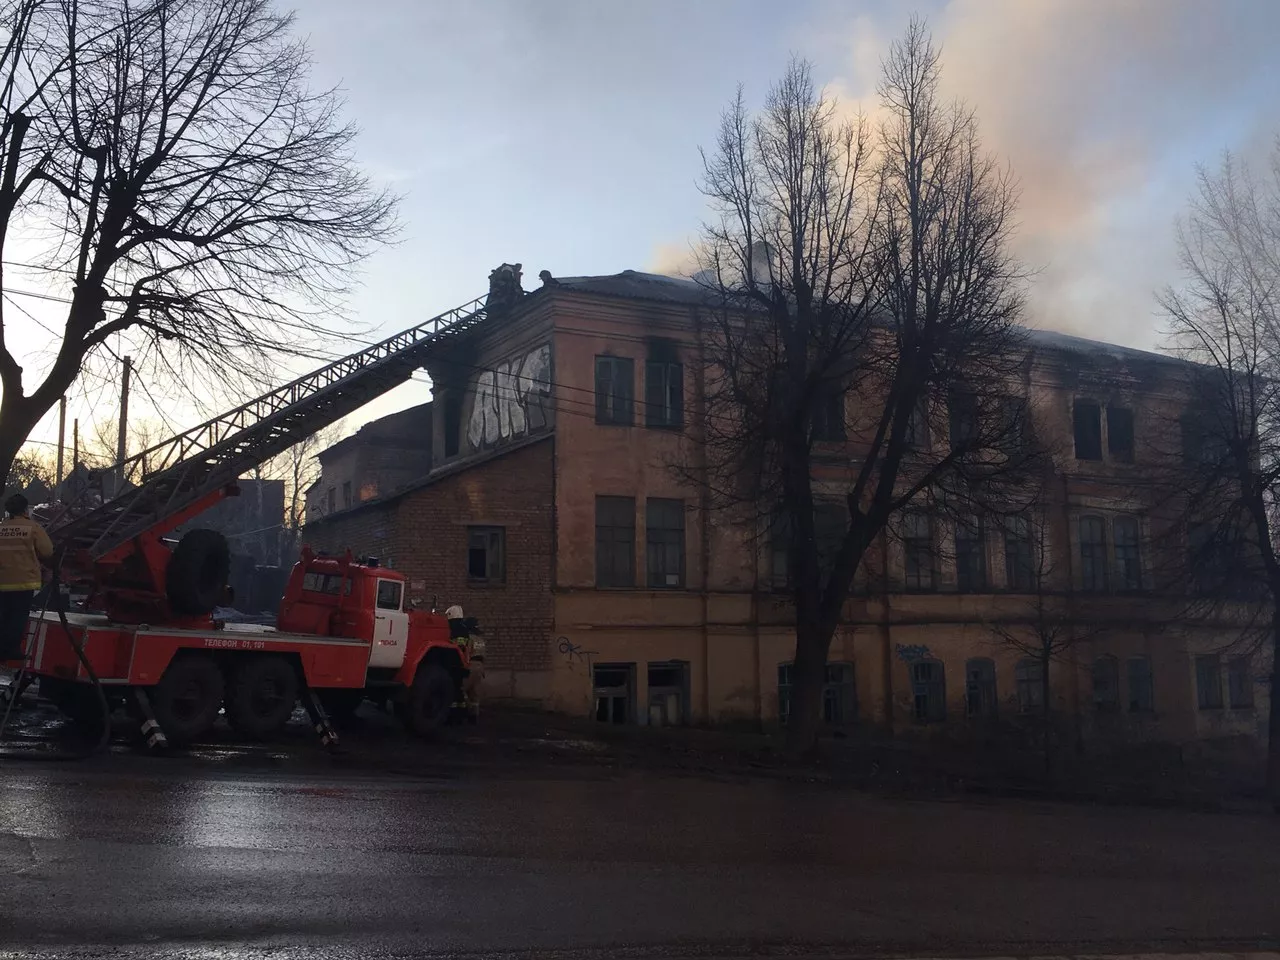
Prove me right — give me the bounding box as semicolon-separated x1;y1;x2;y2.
302;438;555;686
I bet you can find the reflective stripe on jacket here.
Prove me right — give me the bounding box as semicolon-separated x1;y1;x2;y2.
0;515;53;591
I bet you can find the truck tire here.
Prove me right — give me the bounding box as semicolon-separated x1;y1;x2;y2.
402;662;454;738
166;529;231;616
225;655;298;740
151;654;225;744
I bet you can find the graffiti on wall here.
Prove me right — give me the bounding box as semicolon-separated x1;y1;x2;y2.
894;643;932;663
466;343;553;451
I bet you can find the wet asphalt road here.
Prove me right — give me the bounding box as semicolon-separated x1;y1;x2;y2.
1;710;1279;958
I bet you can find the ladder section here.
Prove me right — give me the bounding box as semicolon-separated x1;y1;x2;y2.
54;294;489;558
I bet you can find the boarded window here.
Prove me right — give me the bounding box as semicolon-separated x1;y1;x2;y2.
1079;515;1108;592
467;526;505;582
1107;406;1134;462
595;356;634;425
955;515;987;592
902;511;934;591
1073;399;1102;460
1016;658;1045;714
595;496;635;587
1113;516;1142;591
1228;656;1254;708
1196;654;1223;710
911;659;946;722
1004;516;1035;591
1092;656;1119;711
645;498;686;588
645;360;683;428
1128;656;1154;712
965;658;997;719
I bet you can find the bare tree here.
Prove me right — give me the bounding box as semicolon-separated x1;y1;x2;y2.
262;422;338;566
694;21;1035;755
1158;145;1280;809
0;0;396;483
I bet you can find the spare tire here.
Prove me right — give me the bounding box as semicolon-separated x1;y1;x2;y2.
166;528;231;615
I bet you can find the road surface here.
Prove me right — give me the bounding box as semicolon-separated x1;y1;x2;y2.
1;731;1279;960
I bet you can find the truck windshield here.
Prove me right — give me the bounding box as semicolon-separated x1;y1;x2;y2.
302;572;352;596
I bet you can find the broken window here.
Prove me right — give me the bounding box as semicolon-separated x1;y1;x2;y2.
645;360;683;429
595;356;634;425
645;498;685;588
1107;406;1135;462
811;387;847;442
1016;658;1045;714
342;481;352;509
1128;656;1154;713
1073;399;1103;460
903;511;935;592
1113;516;1142;591
647;661;689;725
948;391;979;449
955;514;987;592
1003;515;1035;591
594;663;634;723
595;496;636;587
1228;656;1254;709
1092;656;1119;712
1079;515;1108;592
1196;654;1223;710
911;659;946;723
965;658;997;719
467;526;505;582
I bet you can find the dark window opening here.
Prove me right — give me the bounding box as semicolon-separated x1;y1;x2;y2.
948;391;979;449
1196;654;1224;710
911;659;946;723
955;515;987;592
1229;656;1254;709
1128;656;1154;713
1092;656;1119;712
645;360;684;429
1107;406;1134;462
444;393;461;457
903;511;935;592
965;658;997;719
1073;399;1102;460
905;398;930;450
1016;659;1045;714
1113;516;1142;592
594;663;634;724
467;526;505;582
1181;413;1228;466
648;661;689;726
812;387;847;442
645;498;686;588
595;356;635;425
326;487;336;514
342;481;352;509
375;579;403;611
1004;516;1035;591
1079;515;1108;592
596;496;636;587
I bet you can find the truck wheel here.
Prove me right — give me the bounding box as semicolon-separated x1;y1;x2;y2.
151;654;225;744
225;656;298;740
166;529;231;616
403;662;454;738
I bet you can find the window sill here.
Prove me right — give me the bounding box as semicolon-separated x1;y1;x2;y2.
644;422;684;432
595;419;635;428
466;579;507;588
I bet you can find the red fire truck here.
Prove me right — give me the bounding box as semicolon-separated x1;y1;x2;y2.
5;292;493;749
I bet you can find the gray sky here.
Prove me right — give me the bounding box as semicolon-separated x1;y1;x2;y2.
19;0;1280;446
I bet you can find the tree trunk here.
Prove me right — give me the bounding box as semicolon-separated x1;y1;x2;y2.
1041;654;1053;777
784;617;835;758
1268;606;1280;812
0;401;38;491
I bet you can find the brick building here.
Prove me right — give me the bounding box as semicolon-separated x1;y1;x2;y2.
303;265;1269;745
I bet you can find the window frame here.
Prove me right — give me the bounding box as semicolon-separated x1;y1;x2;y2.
902;511;935;592
595;495;636;587
1016;658;1045;714
1127;656;1154;713
910;658;947;723
1092;656;1120;712
965;657;998;719
466;525;506;584
1003;515;1035;591
948;390;979;449
594;355;635;426
644;359;684;429
1079;514;1109;592
375;578;403;612
1112;515;1142;592
1228;656;1254;709
1195;654;1224;710
811;386;847;442
954;514;988;593
644;497;686;589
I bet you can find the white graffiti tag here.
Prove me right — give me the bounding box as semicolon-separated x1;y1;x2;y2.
466;344;552;450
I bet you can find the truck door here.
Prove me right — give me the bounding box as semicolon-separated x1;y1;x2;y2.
368;579;409;669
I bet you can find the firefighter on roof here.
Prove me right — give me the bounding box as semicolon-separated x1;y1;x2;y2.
0;493;53;662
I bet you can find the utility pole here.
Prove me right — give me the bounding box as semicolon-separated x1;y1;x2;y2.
72;418;79;498
55;396;66;490
116;355;131;493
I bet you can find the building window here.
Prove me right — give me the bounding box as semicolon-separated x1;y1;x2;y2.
902;511;934;592
905;398;930;450
1016;658;1045;714
648;661;689;726
1107;406;1134;462
443;393;461;457
1128;656;1154;713
1092;656;1119;711
1079;515;1108;592
1195;654;1224;710
595;496;635;587
955;515;987;592
1000;396;1029;452
594;663;634;724
342;481;352;509
326;487;336;514
1113;516;1142;592
965;658;997;719
645;498;685;588
811;387;847;442
466;526;505;582
776;662;857;725
948;391;979;449
645;360;683;429
595;356;634;425
1228;656;1254;709
1073;399;1102;460
911;659;946;722
1004;515;1035;591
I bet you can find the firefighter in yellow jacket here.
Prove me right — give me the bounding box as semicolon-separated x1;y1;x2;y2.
0;493;53;662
